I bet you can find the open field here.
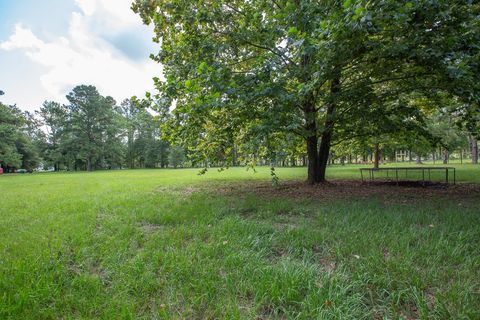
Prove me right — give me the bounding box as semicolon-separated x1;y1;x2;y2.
1;165;479;319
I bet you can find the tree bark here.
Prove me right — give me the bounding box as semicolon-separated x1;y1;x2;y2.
318;72;341;182
373;143;380;169
306;135;319;184
304;89;319;184
470;135;478;164
317;119;333;181
443;149;449;164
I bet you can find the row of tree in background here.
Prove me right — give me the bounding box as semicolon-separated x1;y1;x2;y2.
0;85;185;172
1;84;478;173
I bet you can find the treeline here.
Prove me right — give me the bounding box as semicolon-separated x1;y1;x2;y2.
0;103;39;171
236;109;479;170
1;85;184;172
1;84;478;173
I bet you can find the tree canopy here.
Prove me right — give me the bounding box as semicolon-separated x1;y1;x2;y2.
0;103;39;171
133;0;479;183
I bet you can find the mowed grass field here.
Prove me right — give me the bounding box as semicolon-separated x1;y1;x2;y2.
1;165;479;319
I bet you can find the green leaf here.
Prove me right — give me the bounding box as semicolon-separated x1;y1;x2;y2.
355;7;364;16
287;27;298;36
197;62;208;74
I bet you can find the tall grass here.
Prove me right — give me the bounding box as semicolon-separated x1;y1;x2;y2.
0;166;479;319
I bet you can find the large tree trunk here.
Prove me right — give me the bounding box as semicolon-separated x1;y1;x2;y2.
470;135;478;164
303;85;320;184
300;43;341;184
317;72;341;182
373;143;380;169
317;116;333;181
306;135;319;184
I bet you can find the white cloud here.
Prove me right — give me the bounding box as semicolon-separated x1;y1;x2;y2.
0;24;43;50
75;0;97;16
76;0;139;26
0;0;162;106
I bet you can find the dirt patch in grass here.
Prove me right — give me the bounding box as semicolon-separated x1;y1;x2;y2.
318;257;337;273
136;221;166;234
89;260;110;285
272;221;299;230
153;185;199;196
213;180;480;205
400;303;420;320
425;288;436;311
256;304;286;320
270;246;289;259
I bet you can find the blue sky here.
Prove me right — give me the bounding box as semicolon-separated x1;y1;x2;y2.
0;0;162;111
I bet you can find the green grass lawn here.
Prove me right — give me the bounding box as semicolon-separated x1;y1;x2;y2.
1;165;479;319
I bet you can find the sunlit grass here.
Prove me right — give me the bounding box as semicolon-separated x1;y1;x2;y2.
0;165;479;319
